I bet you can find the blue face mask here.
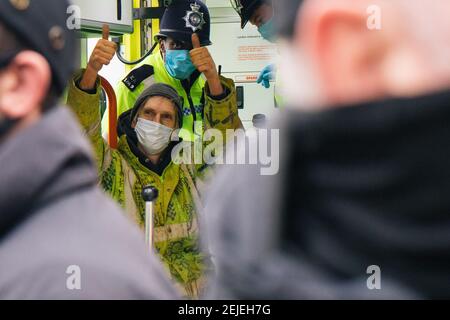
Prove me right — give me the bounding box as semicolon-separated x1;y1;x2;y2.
164;49;197;80
258;18;276;43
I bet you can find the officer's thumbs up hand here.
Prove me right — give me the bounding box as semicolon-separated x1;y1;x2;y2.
192;32;201;49
88;25;117;73
190;33;218;81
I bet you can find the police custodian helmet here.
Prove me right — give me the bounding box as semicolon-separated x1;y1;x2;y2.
155;0;212;46
231;0;271;29
0;0;78;95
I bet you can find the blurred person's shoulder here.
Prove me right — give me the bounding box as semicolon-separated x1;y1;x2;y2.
0;184;178;300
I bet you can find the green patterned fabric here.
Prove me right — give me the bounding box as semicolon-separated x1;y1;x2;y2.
66;71;240;299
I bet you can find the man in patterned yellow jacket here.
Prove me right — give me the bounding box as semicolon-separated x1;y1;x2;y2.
66;34;241;299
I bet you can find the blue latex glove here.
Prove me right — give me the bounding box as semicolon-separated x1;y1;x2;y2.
257;64;276;89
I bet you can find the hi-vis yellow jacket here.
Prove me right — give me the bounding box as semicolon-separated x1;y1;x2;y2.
67;71;241;299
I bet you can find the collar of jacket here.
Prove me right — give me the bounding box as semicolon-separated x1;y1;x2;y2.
117;109;180;176
0;106;98;239
180;70;202;124
277;89;450;297
181;70;202;93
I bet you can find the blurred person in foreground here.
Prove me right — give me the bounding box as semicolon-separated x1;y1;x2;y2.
0;0;177;299
206;0;450;299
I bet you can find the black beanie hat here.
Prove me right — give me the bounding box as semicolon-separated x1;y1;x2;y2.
0;0;78;95
131;83;184;128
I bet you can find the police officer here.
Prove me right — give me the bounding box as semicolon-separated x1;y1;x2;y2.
232;0;275;40
0;0;177;299
231;0;277;89
115;0;234;141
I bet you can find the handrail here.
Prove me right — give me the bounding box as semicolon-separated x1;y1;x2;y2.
100;76;118;149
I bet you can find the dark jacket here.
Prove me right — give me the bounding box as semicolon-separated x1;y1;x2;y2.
206;89;450;299
0;106;178;299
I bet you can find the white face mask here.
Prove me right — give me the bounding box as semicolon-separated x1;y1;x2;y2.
135;118;174;156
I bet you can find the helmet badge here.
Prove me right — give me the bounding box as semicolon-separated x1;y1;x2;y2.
183;2;206;32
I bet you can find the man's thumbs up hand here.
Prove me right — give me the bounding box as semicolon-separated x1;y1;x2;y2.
80;25;117;91
88;24;117;73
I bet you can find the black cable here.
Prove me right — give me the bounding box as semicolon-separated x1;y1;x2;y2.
113;38;159;66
